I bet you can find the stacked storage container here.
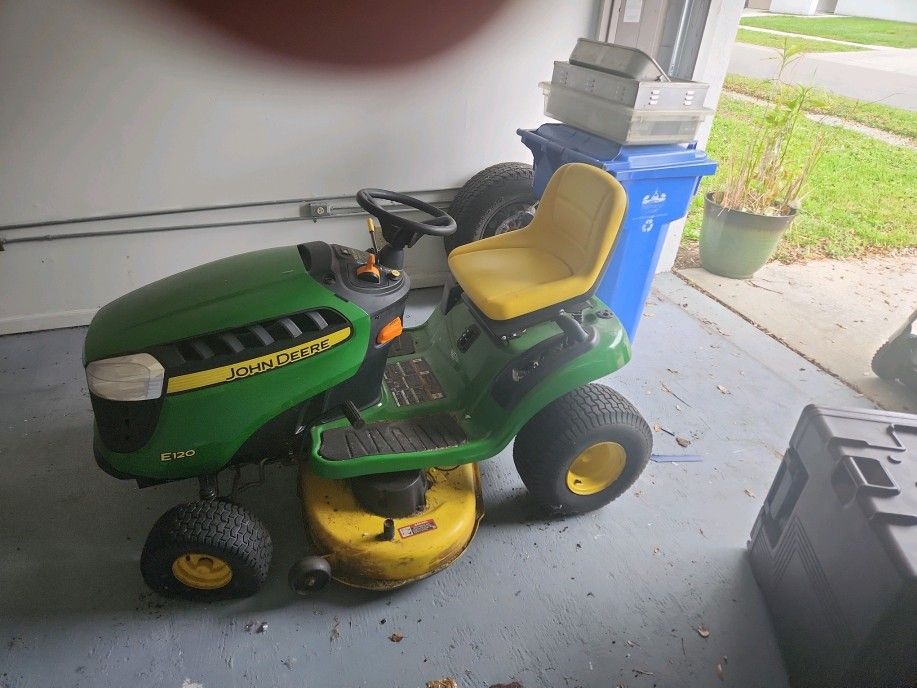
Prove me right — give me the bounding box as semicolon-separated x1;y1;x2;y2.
542;39;713;145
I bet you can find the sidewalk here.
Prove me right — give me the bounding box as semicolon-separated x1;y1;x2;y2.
739;24;906;52
729;43;917;110
677;255;917;414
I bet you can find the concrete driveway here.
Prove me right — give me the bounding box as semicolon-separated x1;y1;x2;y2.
729;43;917;111
679;255;917;414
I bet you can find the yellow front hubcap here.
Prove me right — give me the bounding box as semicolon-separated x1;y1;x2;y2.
566;442;627;496
171;553;233;590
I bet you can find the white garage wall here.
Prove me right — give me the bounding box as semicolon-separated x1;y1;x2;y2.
835;0;917;22
0;0;599;334
770;0;821;15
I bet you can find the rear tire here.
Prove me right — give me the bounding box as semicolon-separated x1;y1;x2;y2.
445;162;536;253
141;500;272;601
513;384;652;515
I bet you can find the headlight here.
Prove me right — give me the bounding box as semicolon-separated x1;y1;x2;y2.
86;353;165;401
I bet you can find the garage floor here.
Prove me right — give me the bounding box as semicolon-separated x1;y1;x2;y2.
0;274;873;688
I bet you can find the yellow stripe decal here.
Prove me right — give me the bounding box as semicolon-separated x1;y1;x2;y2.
166;327;351;394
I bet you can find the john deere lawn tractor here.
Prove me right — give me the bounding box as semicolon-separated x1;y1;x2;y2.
84;163;652;600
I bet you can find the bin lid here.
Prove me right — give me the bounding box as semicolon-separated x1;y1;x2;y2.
792;405;917;579
518;123;717;181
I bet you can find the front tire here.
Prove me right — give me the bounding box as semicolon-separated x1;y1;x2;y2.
140;500;272;601
513;384;652;515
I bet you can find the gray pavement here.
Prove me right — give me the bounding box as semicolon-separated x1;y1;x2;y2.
679;255;917;414
729;42;917;111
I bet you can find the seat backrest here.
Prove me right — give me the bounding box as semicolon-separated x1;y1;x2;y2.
528;162;627;287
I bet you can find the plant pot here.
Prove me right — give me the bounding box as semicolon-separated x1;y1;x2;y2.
699;193;797;279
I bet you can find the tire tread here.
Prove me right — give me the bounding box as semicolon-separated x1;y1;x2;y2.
446;162;534;252
513;384;652;513
141;500;272;600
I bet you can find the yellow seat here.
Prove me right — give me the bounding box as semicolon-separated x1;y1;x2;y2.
448;163;627;321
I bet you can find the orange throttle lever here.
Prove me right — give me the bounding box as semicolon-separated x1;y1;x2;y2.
355;252;381;283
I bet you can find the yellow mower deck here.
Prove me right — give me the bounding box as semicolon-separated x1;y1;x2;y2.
300;464;483;589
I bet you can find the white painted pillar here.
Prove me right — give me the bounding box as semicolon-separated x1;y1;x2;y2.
655;0;743;273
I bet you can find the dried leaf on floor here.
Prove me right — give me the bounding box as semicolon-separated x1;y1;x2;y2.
426;679;458;688
697;625;711;638
716;384;730;395
661;382;690;406
389;633;404;643
747;281;783;294
676;436;691;448
744;488;756;498
715;657;727;681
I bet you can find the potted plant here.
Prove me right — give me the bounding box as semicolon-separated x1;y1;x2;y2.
700;46;827;279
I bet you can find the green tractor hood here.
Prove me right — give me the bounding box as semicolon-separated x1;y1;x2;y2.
84;246;349;363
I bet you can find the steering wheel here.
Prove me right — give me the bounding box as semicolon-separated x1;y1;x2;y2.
356;189;457;248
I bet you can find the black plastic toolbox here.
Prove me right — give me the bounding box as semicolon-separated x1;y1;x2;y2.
748;405;916;687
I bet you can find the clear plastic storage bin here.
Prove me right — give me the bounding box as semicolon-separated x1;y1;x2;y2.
541;82;711;145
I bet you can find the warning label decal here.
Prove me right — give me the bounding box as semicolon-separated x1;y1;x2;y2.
398;519;437;539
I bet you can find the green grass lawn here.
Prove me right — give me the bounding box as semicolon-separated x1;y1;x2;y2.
735;27;865;52
683;95;917;261
724;74;917;141
740;15;917;48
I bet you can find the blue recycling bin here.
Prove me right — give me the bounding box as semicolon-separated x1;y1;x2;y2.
518;123;717;341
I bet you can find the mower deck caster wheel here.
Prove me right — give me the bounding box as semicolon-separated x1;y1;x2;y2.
289;556;332;595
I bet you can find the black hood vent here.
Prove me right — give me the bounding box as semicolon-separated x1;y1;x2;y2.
152;308;348;373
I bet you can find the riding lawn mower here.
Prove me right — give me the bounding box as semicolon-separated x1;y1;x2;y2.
84;162;652;600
